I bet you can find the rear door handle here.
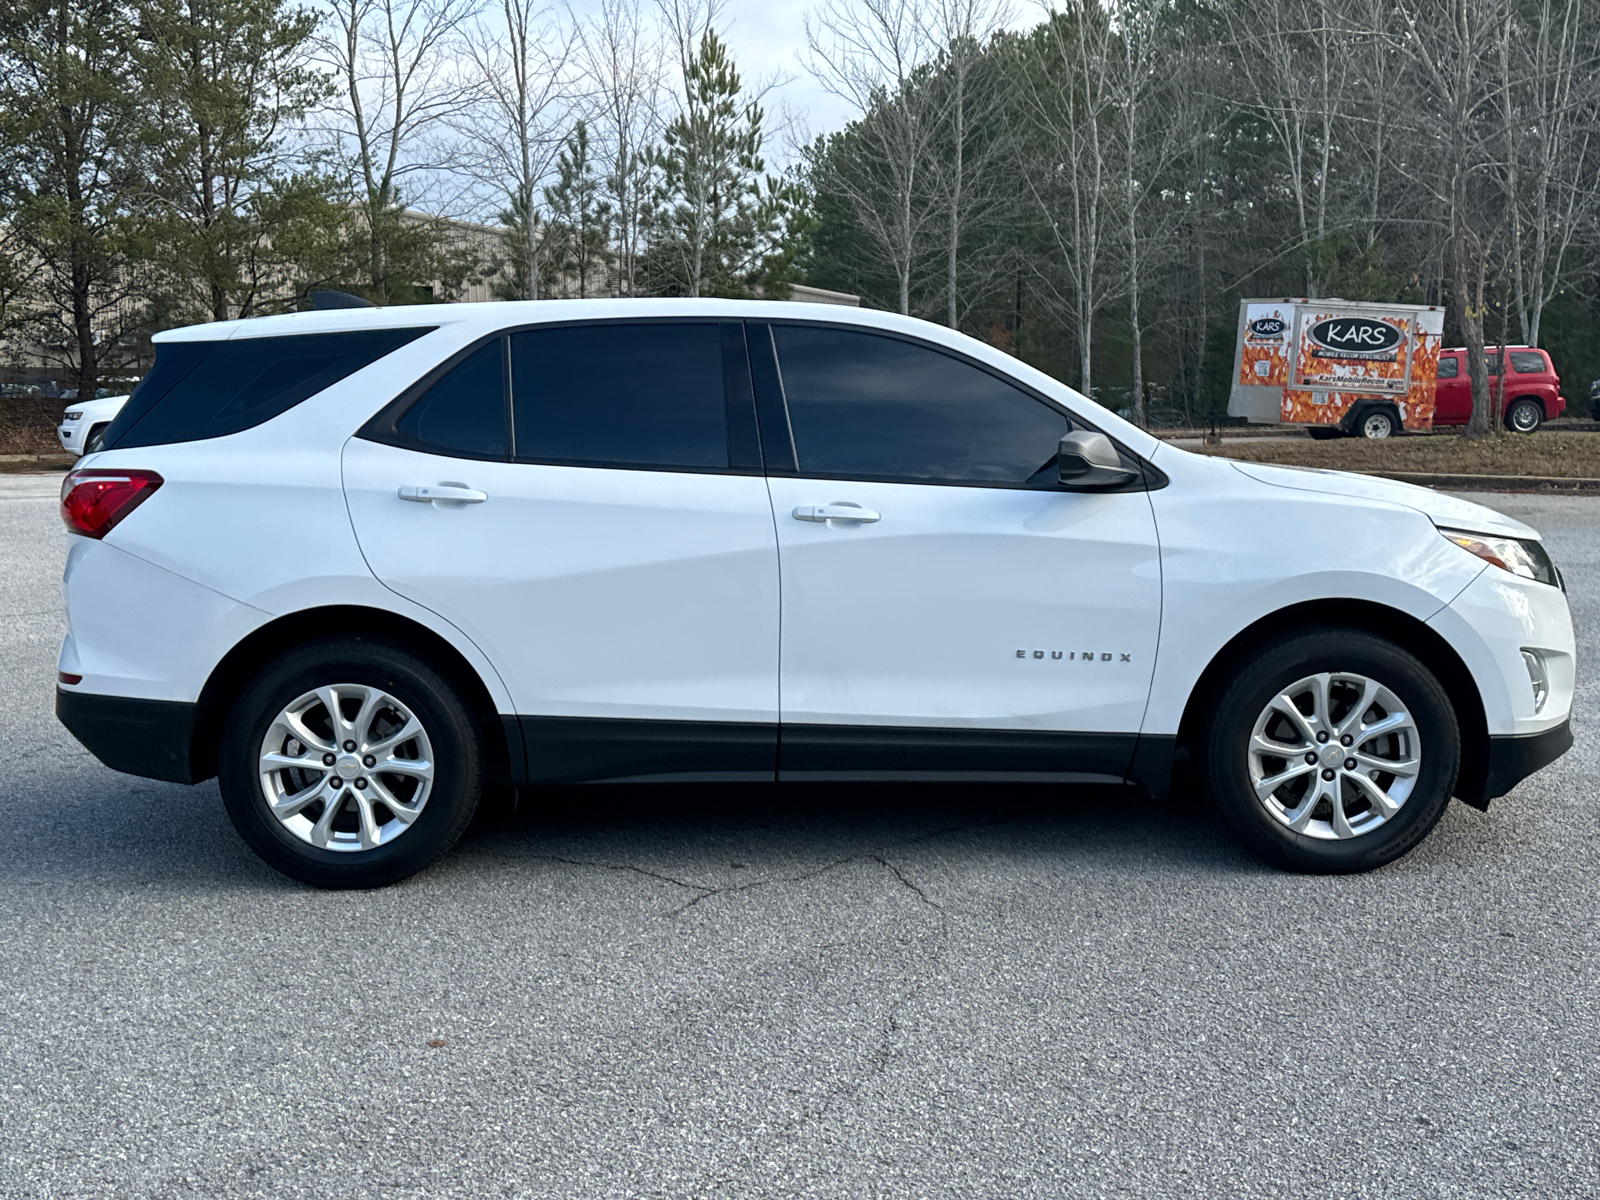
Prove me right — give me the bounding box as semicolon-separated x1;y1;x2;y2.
398;484;488;504
792;502;880;524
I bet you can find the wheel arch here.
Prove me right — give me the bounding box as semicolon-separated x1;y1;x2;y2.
1169;598;1490;808
189;605;518;786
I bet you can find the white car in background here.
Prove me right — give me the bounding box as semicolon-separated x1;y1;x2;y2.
54;299;1575;888
58;393;130;456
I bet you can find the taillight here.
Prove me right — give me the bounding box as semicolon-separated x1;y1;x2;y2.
60;469;163;538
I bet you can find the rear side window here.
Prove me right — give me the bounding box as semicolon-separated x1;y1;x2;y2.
1436;356;1458;378
1509;351;1546;374
103;328;431;450
393;340;507;458
771;325;1069;485
509;323;728;469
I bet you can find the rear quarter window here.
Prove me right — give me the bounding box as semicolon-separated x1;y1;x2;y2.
1509;351;1548;374
102;327;433;450
1437;356;1459;378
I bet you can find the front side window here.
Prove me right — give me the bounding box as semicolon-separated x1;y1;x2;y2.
510;323;728;469
393;339;507;458
104;327;432;450
771;325;1069;485
1509;351;1546;374
1436;356;1459;379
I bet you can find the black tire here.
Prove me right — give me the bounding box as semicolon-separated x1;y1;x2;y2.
1197;628;1459;873
1305;426;1344;441
218;637;484;888
1504;398;1543;434
1354;407;1398;439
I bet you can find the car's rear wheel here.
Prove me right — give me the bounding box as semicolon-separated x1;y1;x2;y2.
1505;399;1543;433
219;637;483;888
1198;629;1459;872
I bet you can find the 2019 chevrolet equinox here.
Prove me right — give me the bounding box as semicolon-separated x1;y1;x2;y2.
56;300;1575;887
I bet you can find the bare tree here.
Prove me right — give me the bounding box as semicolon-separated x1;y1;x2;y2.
1107;0;1189;425
923;0;1013;328
315;0;483;301
458;0;574;300
805;0;942;315
1497;0;1600;347
1020;0;1118;395
576;0;665;296
1389;0;1513;437
1220;0;1353;297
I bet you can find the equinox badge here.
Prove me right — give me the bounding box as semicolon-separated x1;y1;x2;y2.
1017;650;1133;662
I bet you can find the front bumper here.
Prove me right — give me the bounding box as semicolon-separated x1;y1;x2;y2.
1474;719;1573;804
56;687;200;784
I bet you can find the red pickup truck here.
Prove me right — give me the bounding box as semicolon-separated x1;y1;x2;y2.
1434;346;1566;432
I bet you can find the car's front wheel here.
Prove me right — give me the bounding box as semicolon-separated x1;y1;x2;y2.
1198;629;1459;872
218;637;484;888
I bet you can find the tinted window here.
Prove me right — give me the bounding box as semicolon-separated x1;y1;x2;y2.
104;328;431;450
1509;351;1546;374
771;325;1069;484
510;323;727;469
394;340;507;458
1437;356;1458;378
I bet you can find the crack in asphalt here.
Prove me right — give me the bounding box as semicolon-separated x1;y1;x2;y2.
530;855;716;897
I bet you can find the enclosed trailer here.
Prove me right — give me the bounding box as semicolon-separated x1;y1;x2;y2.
1228;299;1444;434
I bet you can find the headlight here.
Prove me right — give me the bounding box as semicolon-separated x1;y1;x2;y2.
1439;527;1559;587
63;411;83;421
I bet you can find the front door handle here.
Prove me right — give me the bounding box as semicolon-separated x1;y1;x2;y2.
792;502;880;524
398;483;488;505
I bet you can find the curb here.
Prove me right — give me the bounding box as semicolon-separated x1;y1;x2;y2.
1354;469;1600;493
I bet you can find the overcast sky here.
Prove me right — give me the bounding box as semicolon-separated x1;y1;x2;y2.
560;0;1045;162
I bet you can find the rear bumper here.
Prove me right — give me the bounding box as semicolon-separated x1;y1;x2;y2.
1458;719;1573;809
57;687;199;784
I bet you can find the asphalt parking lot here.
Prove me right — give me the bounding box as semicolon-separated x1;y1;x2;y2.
1;472;1596;1199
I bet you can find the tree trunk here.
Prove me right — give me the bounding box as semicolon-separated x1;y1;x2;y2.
1453;231;1492;438
946;67;963;329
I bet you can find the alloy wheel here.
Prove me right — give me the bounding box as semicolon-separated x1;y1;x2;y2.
1508;401;1540;433
257;683;435;852
1247;671;1421;841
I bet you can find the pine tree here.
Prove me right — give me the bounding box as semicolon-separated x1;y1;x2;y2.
544;121;613;298
0;0;155;397
140;0;330;321
648;30;791;298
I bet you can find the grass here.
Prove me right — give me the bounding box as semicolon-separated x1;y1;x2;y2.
0;396;66;455
1193;429;1600;479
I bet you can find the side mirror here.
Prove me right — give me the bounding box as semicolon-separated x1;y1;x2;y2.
1057;431;1140;490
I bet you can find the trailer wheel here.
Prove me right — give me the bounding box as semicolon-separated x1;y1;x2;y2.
1355;407;1398;440
1306;427;1344;441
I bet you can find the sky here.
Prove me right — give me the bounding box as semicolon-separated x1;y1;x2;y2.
560;0;1047;162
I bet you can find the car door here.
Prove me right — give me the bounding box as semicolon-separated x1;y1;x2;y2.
342;319;780;782
749;321;1163;781
1434;352;1467;423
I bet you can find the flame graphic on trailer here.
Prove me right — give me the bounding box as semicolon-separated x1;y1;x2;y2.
1228;299;1444;431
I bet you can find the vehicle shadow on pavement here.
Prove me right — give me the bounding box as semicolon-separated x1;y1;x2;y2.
450;779;1269;885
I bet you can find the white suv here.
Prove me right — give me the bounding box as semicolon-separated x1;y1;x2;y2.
57;393;130;456
56;300;1575;887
